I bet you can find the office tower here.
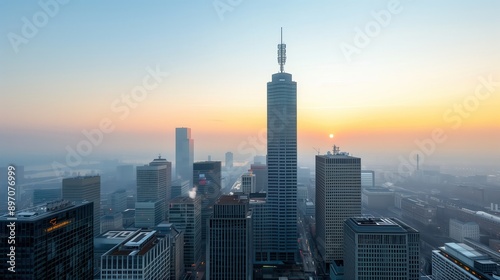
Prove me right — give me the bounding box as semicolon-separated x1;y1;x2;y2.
101;212;123;232
135;158;168;228
250;163;267;192
149;156;173;202
361;170;375;188
33;188;61;205
241;172;256;194
316;148;361;263
109;189;127;213
62;175;101;236
116;164;135;183
135;200;164;228
265;28;297;262
249;192;270;262
193;160;222;249
100;230;170;279
155;223;185;280
449;219;480;243
206;195;253;280
225;152;234;169
169;196;202;272
193;161;222;197
432;242;500;279
343;217;420;280
0;200;93;279
176;127;194;185
171;179;190;199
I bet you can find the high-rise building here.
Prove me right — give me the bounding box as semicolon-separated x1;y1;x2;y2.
264;28;297;262
225;152;234;169
135;158;169;228
149;156;173;202
100;230;170;279
206;195;253;280
62;175;101;236
0;200;94;279
155;222;185;280
250;163;267;193
168;196;202;272
241;172;256;194
432;242;500;280
316;149;361;263
343;217;420;280
171;179;190;199
176;127;194;185
193;161;222;198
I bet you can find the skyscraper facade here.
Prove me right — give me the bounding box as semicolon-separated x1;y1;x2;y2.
168;196;202;272
149;156;173;202
176;127;194;186
225;151;233;169
241;172;256;194
344;217;420;280
206;195;253;280
0;200;94;279
135;160;168;227
316;150;361;263
264;29;298;263
62;175;101;236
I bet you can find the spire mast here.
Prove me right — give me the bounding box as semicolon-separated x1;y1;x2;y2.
277;27;286;73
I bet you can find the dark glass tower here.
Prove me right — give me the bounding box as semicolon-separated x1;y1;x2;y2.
266;28;297;262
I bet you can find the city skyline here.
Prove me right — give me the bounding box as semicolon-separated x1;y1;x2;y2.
1;1;500;171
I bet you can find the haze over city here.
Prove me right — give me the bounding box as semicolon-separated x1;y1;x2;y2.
1;0;499;172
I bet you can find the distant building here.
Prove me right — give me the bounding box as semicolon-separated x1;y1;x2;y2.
401;197;436;225
206;195;253;280
193;161;222;197
316;150;361;263
253;155;266;164
250;163;267;193
0;200;94;279
361;170;375;188
168;196;202;272
225;152;234;169
135;201;164;228
171;179;190;199
449;219;480;243
116;164;135;183
361;187;394;209
33;188;61;206
62;175;101;236
108;189;127;214
432;242;500;279
101;212;123;232
344;217;420;280
100;230;170;279
249;192;269;263
241;172;256;194
176;127;194;185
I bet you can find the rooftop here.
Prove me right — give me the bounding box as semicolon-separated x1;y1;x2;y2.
346;217;419;233
0;200;90;221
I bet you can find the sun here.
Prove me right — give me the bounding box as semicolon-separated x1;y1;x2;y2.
329;133;334;139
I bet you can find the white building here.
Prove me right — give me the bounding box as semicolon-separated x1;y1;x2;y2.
101;230;170;280
449;219;480;243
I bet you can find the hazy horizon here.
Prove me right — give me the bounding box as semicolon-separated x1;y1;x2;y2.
2;1;499;174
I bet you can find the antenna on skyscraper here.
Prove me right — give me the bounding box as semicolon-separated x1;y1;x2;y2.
277;27;286;73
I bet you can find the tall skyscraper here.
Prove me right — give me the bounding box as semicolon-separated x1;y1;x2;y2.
0;200;94;279
176;127;194;186
250;163;267;193
225;151;234;169
265;28;297;263
135;158;169;228
62;175;101;236
316;148;361;263
206;195;253;280
169;196;202;272
149;156;173;202
343;217;420;280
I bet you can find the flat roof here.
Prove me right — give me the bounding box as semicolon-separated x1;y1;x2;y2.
346;217;418;233
0;200;89;221
444;243;487;260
